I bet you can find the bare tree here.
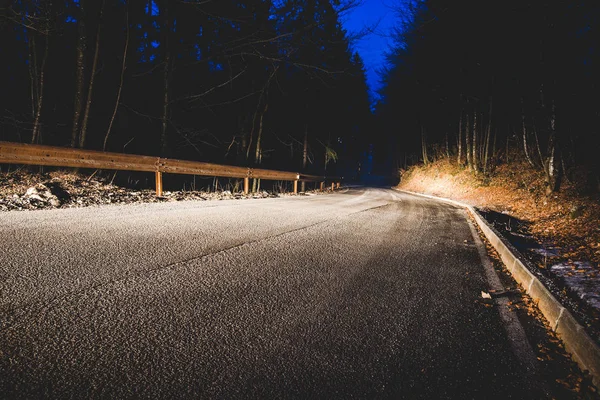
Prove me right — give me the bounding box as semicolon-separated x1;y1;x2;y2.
521;98;536;168
104;3;129;151
421;125;428;165
252;102;268;193
79;0;105;149
483;96;492;173
9;2;53;144
472;111;479;173
30;34;48;144
160;0;171;156
465;112;472;170
544;100;561;193
70;0;87;148
301;124;308;192
457;109;463;166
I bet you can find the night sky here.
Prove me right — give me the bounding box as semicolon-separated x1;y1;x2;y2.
342;0;399;100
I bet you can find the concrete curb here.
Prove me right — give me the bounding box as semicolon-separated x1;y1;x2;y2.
395;189;600;388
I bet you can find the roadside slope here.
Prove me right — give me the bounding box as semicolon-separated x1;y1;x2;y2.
398;159;600;339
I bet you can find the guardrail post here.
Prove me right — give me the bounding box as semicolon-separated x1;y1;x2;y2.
293;180;298;194
243;177;249;195
320;181;324;191
155;171;163;196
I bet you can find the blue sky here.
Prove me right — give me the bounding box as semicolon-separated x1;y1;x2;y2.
342;0;400;100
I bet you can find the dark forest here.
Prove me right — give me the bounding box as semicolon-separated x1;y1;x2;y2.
378;0;600;194
3;1;600;193
0;0;371;184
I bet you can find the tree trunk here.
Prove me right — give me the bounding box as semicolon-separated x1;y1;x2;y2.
493;128;497;164
545;101;561;193
71;0;87;148
160;0;171;156
28;35;38;120
31;34;49;144
445;132;450;159
457;111;463;166
252;103;268;193
79;0;105;149
104;4;129;151
532;123;544;170
301;124;308;192
521;98;535;168
472;111;479;173
483;96;492;173
465;112;472;170
421;125;428;165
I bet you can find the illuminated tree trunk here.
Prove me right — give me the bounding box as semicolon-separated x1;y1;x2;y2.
472;111;479;173
252;103;268;192
465;112;472;170
457;111;463;166
28;36;38;121
241;117;248;159
521;98;535;168
544;101;561;193
483;96;492;173
160;0;171;156
421;125;428;165
31;35;48;144
301;124;308;192
71;0;87;148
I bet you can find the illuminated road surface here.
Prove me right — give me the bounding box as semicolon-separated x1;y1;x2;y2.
1;188;550;398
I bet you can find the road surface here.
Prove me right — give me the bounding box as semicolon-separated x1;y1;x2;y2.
1;188;552;398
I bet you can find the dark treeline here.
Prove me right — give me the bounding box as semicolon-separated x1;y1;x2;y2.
0;0;371;182
378;0;600;194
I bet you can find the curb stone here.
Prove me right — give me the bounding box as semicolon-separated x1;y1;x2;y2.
395;189;600;388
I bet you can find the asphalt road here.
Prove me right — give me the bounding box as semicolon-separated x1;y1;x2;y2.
0;188;551;398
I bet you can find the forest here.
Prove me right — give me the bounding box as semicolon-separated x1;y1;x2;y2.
4;0;600;194
378;0;600;194
0;0;371;185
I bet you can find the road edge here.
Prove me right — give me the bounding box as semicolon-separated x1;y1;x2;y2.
395;188;600;388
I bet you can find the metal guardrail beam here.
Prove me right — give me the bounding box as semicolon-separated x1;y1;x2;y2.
0;141;341;196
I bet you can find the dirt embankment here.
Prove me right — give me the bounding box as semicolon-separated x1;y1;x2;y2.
399;159;600;265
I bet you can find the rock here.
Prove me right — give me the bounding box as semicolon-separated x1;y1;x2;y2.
24;184;61;207
570;205;584;219
45;181;71;203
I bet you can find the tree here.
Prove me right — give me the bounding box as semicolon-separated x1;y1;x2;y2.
378;0;600;193
70;0;87;148
0;0;370;184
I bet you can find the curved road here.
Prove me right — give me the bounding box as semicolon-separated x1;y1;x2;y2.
1;188;551;398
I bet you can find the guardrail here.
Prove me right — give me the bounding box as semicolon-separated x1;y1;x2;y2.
0;141;341;196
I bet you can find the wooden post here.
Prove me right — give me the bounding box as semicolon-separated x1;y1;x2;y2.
336;182;340;189
331;182;335;191
155;171;163;196
320;182;324;191
293;180;298;194
243;177;249;195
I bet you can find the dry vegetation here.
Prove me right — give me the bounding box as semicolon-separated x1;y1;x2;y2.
398;158;600;266
399;157;600;350
0;169;314;212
